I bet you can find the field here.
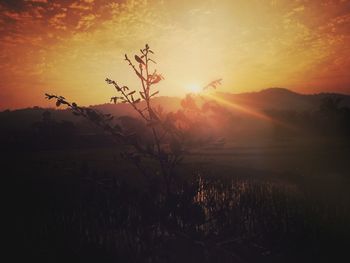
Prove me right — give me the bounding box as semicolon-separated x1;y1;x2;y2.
2;1;350;262
7;136;350;263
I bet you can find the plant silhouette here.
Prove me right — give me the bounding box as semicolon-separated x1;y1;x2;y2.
39;45;350;263
46;45;184;193
46;44;226;197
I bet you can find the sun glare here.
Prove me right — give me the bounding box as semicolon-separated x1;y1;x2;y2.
187;84;202;94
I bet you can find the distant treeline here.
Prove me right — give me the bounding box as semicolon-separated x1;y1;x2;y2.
1;95;349;151
265;96;350;137
0;109;114;150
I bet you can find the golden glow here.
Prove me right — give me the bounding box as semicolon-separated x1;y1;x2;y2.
0;0;350;109
204;92;297;130
187;84;202;94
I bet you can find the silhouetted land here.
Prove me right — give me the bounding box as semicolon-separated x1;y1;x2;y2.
3;89;350;262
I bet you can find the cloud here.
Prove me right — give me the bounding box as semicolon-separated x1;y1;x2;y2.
49;12;67;30
69;1;91;11
76;13;96;29
2;10;22;20
24;0;48;3
1;0;350;110
0;0;27;11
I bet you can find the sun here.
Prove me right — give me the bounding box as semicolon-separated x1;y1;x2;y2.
187;84;202;94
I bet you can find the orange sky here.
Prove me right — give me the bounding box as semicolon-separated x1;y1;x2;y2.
0;0;350;110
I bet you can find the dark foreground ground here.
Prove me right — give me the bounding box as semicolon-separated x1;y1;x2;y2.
5;137;350;263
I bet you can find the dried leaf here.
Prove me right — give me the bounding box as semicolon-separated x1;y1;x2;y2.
135;55;145;65
110;97;118;104
150;91;159;97
139;91;146;99
136;71;145;81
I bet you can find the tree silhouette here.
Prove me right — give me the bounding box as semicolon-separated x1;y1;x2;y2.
320;96;342;114
46;44;189;195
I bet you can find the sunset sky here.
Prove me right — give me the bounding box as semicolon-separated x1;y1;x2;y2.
0;0;349;109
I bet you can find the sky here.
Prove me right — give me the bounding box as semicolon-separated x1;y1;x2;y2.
0;0;349;109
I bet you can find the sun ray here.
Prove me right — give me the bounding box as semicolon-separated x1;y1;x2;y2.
186;84;202;94
202;92;298;131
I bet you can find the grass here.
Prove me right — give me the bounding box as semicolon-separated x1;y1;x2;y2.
7;137;350;262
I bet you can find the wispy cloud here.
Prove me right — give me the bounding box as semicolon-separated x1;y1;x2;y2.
0;0;350;109
24;0;48;3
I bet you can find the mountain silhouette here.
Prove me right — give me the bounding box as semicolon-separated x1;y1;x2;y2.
215;88;350;112
1;88;350;130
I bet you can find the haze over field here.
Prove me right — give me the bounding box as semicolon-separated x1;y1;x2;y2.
1;0;350;110
2;2;350;261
